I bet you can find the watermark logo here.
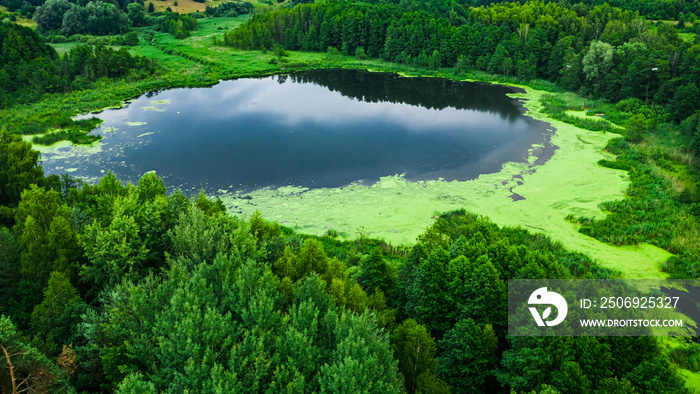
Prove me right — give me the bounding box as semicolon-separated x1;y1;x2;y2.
528;287;568;327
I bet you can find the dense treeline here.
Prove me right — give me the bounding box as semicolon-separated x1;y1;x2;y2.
0;22;59;105
468;0;700;21
157;11;198;38
0;126;691;392
0;22;155;107
17;0;253;36
204;1;255;18
288;69;523;116
33;0;131;35
226;1;700;125
3;0;151;18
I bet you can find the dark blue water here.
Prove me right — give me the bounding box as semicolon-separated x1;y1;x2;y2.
42;69;553;193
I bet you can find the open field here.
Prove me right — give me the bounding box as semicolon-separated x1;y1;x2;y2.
50;41;87;56
148;0;207;13
147;0;290;13
1;6;37;28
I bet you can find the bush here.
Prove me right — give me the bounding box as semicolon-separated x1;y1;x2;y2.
45;34;68;43
626;114;648;143
123;31;139;46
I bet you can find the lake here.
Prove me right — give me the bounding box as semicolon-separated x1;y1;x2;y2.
41;69;553;193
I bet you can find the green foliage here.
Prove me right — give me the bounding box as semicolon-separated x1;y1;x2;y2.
540;95;614;132
32;129;101;145
117;373;157;393
30;271;86;355
626;114;648;142
582;41;614;94
0;315;74;393
0;228;22;318
668;83;700;123
668;343;700;372
80;201;149;290
169;204;234;264
123;31;140;46
14;185;80;285
594;377;637;394
575;136;700;276
34;0;131;36
4;5;700;386
83;241;400;392
249;209;280;242
0;154;691;393
0;23;156;113
225;0;700;122
0;129;44;225
204;1;253;18
274;238;332;283
193;189;226;216
157;12;198;39
317;311;402;393
135;171;165;203
355;248;393;294
391;319;439;393
438;318;493;393
625;359;688;393
78;172;177;294
0;23;60;106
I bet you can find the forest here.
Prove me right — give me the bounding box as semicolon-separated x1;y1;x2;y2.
0;23;155;106
0;129;689;393
1;0;700;392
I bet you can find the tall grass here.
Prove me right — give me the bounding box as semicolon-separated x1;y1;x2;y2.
541;94;616;132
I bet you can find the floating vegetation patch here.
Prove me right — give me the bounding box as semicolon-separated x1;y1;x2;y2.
216;84;672;279
127;122;147;126
139;106;166;112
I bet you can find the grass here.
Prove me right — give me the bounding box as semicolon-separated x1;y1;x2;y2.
147;0;290;13
32;129;101;145
678;33;696;43
149;0;207;14
50;42;87;57
1;6;36;28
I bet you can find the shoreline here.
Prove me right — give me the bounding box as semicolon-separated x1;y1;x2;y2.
216;80;672;279
19;57;673;279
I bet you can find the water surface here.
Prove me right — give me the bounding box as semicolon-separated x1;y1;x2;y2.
42;69;553;193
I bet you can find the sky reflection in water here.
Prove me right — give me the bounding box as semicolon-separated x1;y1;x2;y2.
42;69;551;194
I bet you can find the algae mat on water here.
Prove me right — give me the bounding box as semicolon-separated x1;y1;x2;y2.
217;85;671;279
